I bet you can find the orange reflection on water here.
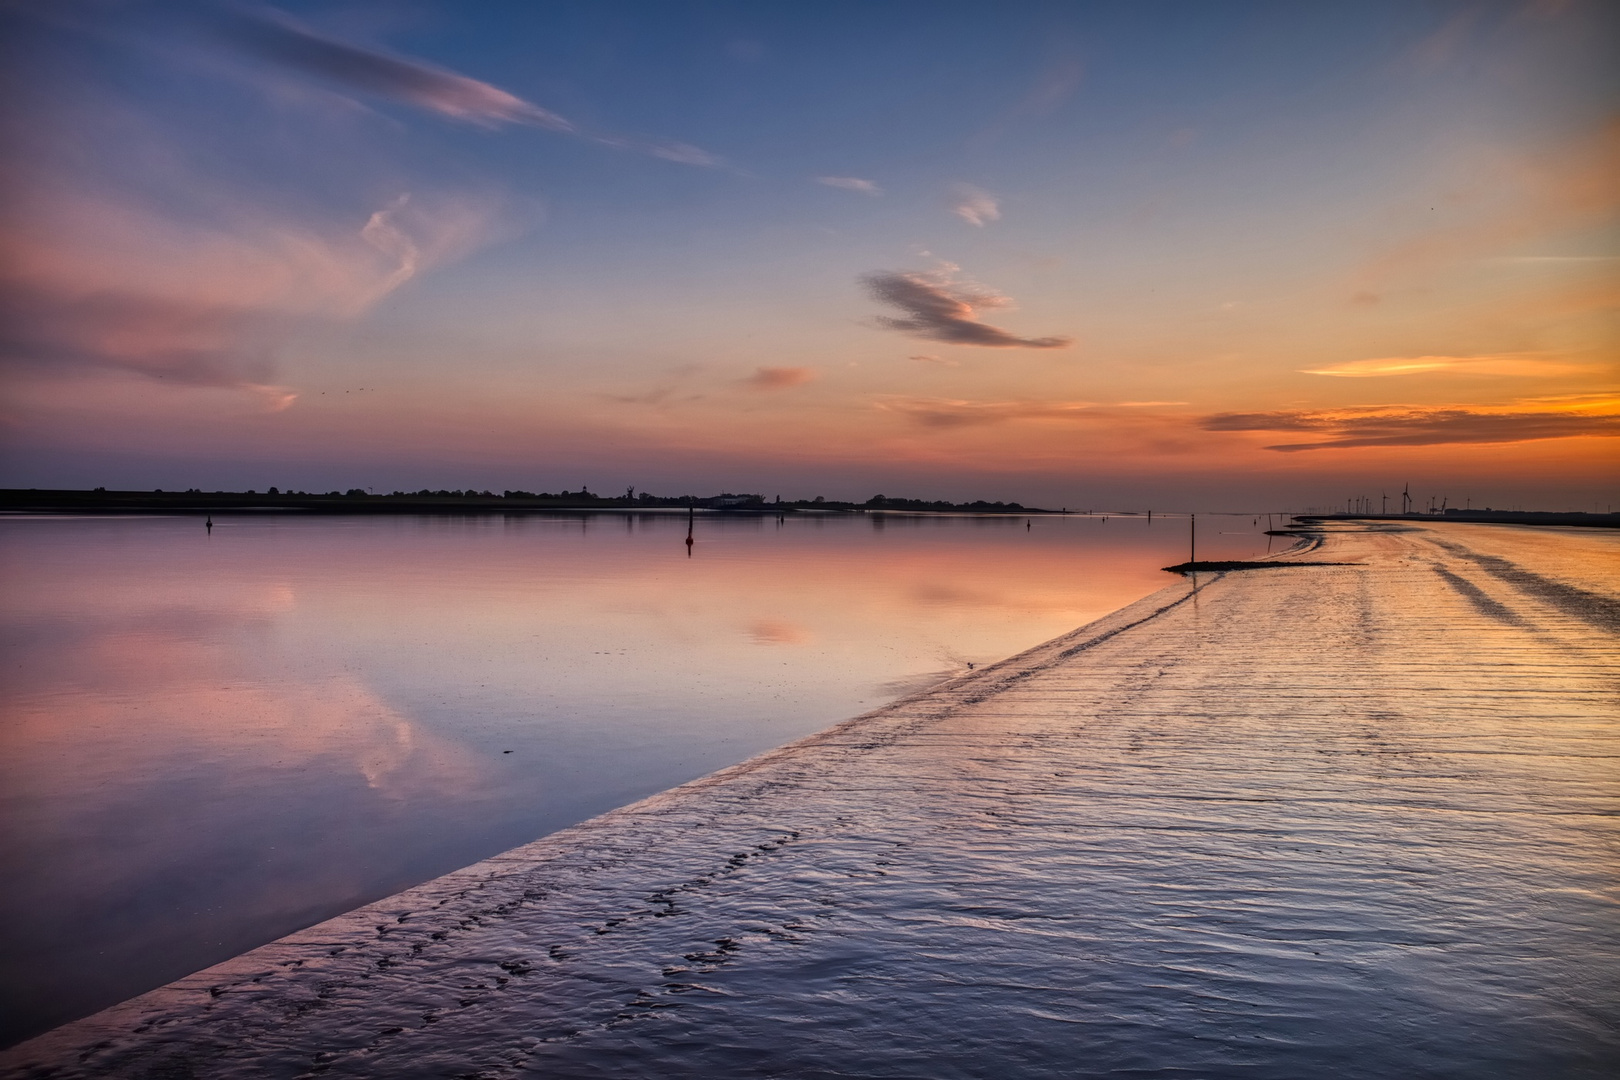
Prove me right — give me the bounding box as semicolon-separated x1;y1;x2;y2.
0;510;1268;1044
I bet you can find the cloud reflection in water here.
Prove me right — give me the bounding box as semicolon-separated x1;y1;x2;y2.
0;510;1272;1044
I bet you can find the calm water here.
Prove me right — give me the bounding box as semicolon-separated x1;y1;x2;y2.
0;510;1274;1045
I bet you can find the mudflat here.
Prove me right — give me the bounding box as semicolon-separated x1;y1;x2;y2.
5;521;1616;1079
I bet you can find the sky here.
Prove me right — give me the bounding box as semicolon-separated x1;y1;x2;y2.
1;0;1615;510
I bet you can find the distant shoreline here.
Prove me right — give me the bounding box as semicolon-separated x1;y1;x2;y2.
0;488;1058;516
1299;511;1620;529
1;490;1614;526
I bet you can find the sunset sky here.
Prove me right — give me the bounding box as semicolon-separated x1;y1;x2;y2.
2;0;1615;509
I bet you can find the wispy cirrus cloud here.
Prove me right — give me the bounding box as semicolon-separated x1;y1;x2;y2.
876;396;1178;428
0;188;501;406
742;366;817;390
949;184;1000;226
0;284;293;408
217;6;720;166
877;397;1097;427
1011;56;1085;117
1202;400;1620;451
600;365;707;408
815;176;882;195
218;8;573;131
1488;254;1620;264
602;137;723;167
1301;354;1592;378
862;267;1072;349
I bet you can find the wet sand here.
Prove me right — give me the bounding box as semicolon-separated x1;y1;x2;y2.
5;521;1616;1079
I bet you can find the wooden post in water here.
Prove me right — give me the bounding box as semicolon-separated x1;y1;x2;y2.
1190;513;1196;565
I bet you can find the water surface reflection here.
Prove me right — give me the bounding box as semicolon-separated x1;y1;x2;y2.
0;511;1268;1043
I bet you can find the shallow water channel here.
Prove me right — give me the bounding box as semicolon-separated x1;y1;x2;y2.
0;509;1275;1044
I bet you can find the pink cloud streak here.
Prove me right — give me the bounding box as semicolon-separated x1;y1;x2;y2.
1;187;503;404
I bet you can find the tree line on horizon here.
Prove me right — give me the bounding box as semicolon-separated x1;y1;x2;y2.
15;486;1036;513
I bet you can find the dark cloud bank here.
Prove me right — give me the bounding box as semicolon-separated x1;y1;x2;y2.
862;271;1071;349
1205;407;1620;451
